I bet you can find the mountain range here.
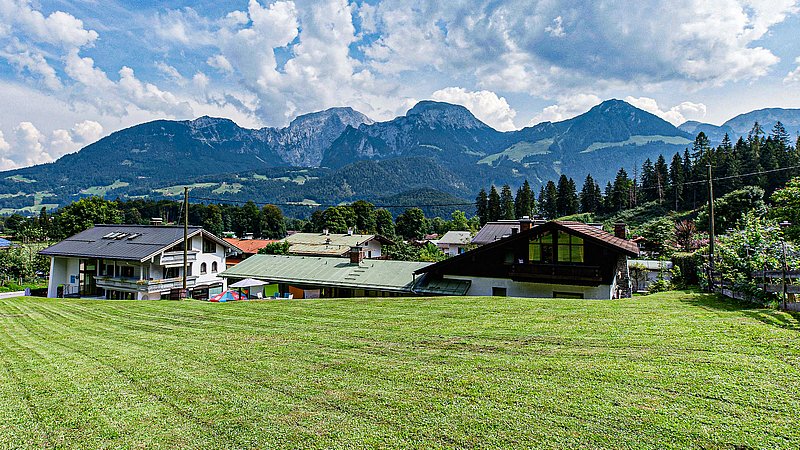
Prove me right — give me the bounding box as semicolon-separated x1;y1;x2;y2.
0;99;797;217
678;108;800;145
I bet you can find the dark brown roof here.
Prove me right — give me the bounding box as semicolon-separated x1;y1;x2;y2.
416;220;638;274
555;221;639;255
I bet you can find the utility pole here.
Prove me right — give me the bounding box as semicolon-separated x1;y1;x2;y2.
707;164;716;293
182;186;189;298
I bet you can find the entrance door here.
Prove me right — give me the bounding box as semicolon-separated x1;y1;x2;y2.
79;259;98;296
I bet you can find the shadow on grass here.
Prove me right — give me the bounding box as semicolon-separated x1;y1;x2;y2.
678;290;800;331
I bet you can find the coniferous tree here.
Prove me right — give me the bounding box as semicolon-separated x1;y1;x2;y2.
579;174;600;213
542;181;558;219
611;168;631;211
500;184;516;219
640;159;656;202
514;180;533;218
654;154;669;202
487;185;501;222
475;188;489;225
669;152;685;210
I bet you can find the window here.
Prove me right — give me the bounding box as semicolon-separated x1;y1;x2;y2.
163;267;179;279
529;232;554;263
556;232;584;263
492;287;507;297
211;262;218;273
166;242;184;253
120;266;134;278
553;291;584;299
203;238;216;253
200;262;207;274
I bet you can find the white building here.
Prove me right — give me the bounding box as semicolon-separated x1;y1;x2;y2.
283;230;393;259
40;225;241;300
435;231;473;256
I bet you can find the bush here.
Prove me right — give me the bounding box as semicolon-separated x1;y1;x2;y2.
647;279;672;294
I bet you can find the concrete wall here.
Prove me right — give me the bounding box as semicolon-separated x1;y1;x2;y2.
363;239;383;258
47;256;81;298
445;275;614;299
192;234;227;288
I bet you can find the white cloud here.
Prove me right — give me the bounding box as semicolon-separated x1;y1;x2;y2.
207;54;233;73
12;121;51;167
72;120;103;143
431;87;518;131
0;131;9;152
156;62;184;83
785;57;800;84
624;96;707;125
545;16;565;37
529;94;602;125
0;1;98;49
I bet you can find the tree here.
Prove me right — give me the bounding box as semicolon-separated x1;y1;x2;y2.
654;154;669;202
514;180;533;218
697;186;766;235
769;177;800;240
260;204;286;239
52;196;123;240
487;186;501;222
321;206;355;234
674;220;697;251
636;217;675;256
351;200;376;233
449;210;470;231
541;181;558;219
258;241;290;255
395;208;428;240
579;174;600;213
203;204;224;237
475;188;489;225
418;243;447;262
610;169;632;212
500;184;515;219
375;208;396;237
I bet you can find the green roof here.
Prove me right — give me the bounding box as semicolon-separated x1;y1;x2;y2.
221;254;431;293
413;276;471;295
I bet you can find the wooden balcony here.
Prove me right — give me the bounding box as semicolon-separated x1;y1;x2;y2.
95;276;198;293
160;251;198;266
510;263;603;284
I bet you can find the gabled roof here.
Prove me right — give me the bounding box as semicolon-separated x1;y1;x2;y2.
224;238;280;255
39;224;239;262
437;231;472;245
416;220;638;274
220;254;430;293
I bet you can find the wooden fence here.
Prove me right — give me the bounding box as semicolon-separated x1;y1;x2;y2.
708;268;800;310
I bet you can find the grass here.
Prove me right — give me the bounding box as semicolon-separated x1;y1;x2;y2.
79;180;130;196
0;291;798;448
153;183;217;196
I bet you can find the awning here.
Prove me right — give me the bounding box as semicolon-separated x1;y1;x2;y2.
229;278;270;288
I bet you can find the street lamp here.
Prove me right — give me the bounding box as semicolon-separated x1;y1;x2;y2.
779;220;791;310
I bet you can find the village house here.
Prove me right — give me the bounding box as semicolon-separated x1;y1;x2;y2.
221;246;431;299
435;231;473;256
40;224;241;300
223;237;280;267
283;229;394;258
414;220;639;299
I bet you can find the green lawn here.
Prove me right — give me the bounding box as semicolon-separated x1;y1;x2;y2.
0;291;798;448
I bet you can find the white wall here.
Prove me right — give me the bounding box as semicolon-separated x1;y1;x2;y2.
364;239;383;258
445;275;614;299
190;234;228;289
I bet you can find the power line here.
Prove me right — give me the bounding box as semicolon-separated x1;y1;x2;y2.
188;195;475;209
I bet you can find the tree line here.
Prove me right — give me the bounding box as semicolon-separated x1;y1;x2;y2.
475;121;800;224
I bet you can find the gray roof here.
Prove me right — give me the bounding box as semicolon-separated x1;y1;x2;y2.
438;231;473;245
39;224;237;262
221;254;431;293
471;220;521;245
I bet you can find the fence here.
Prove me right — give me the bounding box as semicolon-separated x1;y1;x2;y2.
708;267;800;310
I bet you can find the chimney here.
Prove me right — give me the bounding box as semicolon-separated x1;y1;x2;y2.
519;216;533;232
349;246;364;264
614;223;627;239
150;217;163;226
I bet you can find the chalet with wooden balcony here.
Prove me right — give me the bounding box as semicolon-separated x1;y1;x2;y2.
414;220;639;299
40;224;241;300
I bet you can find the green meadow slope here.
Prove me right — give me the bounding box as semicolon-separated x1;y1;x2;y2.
0;292;798;448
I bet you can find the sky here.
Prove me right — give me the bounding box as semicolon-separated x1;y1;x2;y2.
1;0;800;170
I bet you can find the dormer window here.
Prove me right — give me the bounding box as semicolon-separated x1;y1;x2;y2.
557;232;584;263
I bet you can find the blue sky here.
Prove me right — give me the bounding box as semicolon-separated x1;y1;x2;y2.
1;0;799;169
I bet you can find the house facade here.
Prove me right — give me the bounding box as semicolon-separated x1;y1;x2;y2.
415;220;639;299
40;225;241;300
435;231;473;256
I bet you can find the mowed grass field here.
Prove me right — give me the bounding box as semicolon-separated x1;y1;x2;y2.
1;292;799;449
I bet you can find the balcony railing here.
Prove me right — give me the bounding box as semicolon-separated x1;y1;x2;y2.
160;251;198;266
510;263;602;283
95;276;198;293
